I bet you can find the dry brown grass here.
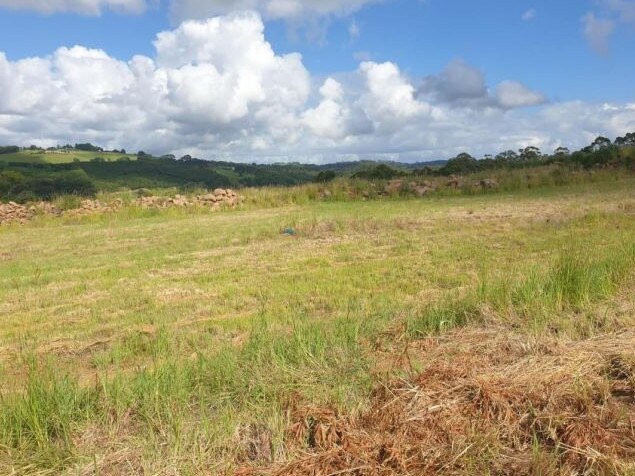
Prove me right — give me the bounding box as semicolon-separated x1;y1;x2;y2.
238;328;635;475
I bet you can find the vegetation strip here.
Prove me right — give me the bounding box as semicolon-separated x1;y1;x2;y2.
0;168;634;474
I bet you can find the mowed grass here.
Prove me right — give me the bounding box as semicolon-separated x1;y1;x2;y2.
0;176;634;473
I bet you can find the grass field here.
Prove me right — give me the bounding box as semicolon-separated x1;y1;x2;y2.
0;150;136;164
1;175;634;474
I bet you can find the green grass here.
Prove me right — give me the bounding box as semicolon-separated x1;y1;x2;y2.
0;175;634;473
0;150;136;164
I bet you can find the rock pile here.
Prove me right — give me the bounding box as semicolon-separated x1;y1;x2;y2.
137;189;240;210
33;202;61;216
477;178;499;189
1;189;242;225
382;180;438;196
62;199;124;218
0;201;62;224
0;202;34;224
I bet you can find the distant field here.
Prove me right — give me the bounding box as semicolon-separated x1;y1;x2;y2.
0;149;136;164
0;176;634;474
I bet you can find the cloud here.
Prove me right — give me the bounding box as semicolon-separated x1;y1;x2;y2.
360;62;429;121
522;8;536;21
0;13;310;155
495;81;546;109
603;0;635;22
353;51;372;62
348;19;361;40
302;78;351;139
0;12;633;163
0;0;146;15
168;0;379;21
419;59;545;110
582;13;615;56
0;0;380;20
420;59;488;103
582;1;635;55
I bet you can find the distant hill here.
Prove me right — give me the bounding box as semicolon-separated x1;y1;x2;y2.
0;149;136;164
2;139;632;203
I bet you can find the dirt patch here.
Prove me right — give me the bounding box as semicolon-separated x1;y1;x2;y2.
240;330;635;475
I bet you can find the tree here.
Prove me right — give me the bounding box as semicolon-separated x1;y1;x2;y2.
615;132;635;148
0;146;19;155
583;136;612;152
519;146;541;161
441;152;478;175
75;143;103;152
495;150;518;164
352;164;403;180
554;146;570;156
315;170;336;183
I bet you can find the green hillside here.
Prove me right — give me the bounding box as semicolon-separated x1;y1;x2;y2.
0;149;136;164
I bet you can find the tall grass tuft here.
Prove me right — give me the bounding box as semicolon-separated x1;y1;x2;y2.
409;237;635;336
0;359;95;469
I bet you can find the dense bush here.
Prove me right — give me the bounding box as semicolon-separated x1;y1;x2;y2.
0;146;20;155
0;168;96;202
315;171;337;183
352;164;404;180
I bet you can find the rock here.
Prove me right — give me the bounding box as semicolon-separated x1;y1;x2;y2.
413;186;433;197
2;189;243;226
446;175;462;188
0;202;35;225
479;178;499;189
385;180;404;194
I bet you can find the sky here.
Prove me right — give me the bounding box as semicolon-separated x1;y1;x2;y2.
0;0;634;163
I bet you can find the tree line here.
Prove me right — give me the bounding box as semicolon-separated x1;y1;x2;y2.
1;133;634;202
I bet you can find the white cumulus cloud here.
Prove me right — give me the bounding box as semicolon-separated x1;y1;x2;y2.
360;61;429;123
0;12;633;163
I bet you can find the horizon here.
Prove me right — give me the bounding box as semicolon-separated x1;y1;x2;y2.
4;131;629;166
0;1;634;163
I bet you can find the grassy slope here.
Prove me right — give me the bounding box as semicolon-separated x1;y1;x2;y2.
0;150;136;164
0;177;634;473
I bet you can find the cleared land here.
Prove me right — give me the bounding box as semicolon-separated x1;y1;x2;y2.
1;176;634;474
0;150;136;164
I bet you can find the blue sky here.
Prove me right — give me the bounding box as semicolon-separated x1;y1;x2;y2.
0;0;633;162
